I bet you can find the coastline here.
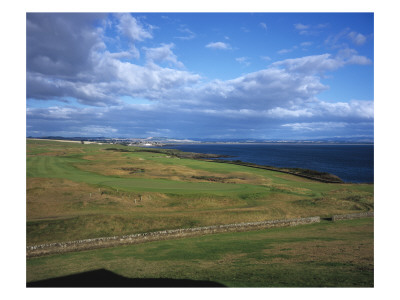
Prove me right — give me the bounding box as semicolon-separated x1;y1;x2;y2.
28;138;374;184
155;143;374;184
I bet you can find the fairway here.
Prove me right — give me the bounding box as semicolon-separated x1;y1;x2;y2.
27;155;254;194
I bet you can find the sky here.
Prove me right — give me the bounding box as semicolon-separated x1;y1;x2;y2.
26;12;374;140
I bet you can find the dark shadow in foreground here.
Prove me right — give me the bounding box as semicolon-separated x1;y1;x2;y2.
27;269;226;287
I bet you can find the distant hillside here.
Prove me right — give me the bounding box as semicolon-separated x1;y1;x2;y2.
27;136;373;144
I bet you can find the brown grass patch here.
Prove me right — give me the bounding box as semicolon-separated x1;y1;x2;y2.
263;239;373;266
74;150;273;187
268;183;312;194
272;172;316;183
26;177;169;220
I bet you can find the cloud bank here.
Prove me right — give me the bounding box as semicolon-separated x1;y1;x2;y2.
26;13;373;140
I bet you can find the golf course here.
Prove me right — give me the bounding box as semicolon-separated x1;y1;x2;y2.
26;139;374;287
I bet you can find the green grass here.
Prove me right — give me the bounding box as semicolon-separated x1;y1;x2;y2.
26;155;267;195
26;218;374;287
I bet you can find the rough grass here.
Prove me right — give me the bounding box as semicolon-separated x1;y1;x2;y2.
26;218;373;287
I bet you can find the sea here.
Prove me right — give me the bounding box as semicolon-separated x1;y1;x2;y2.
159;143;374;183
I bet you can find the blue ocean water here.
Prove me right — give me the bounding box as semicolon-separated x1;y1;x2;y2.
162;144;374;183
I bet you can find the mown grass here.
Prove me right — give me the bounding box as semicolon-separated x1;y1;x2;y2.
26;139;373;245
26;218;373;287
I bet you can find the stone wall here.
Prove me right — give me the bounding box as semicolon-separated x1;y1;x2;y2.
26;216;320;258
27;213;374;258
332;211;374;221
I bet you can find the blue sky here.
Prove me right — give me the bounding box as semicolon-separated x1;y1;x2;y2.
26;12;374;140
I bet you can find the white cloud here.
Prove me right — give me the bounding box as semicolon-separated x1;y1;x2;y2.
316;23;329;29
278;48;293;54
143;43;184;68
272;50;371;75
116;13;153;42
282;122;348;131
317;100;374;119
346;55;371;65
272;54;340;74
188;67;328;112
325;28;369;49
294;23;310;30
108;51;135;60
81;125;118;135
300;41;313;47
27;13;106;77
102;57;200;95
277;45;299;55
27;47;201;106
235;57;251;66
260;22;267;31
175;26;196;40
107;44;140;60
26;72;118;106
336;48;372;65
266;107;314;118
205;42;231;50
27;95;374;138
294;23;327;36
348;31;367;45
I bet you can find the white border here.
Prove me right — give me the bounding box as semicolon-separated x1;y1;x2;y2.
2;0;398;299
